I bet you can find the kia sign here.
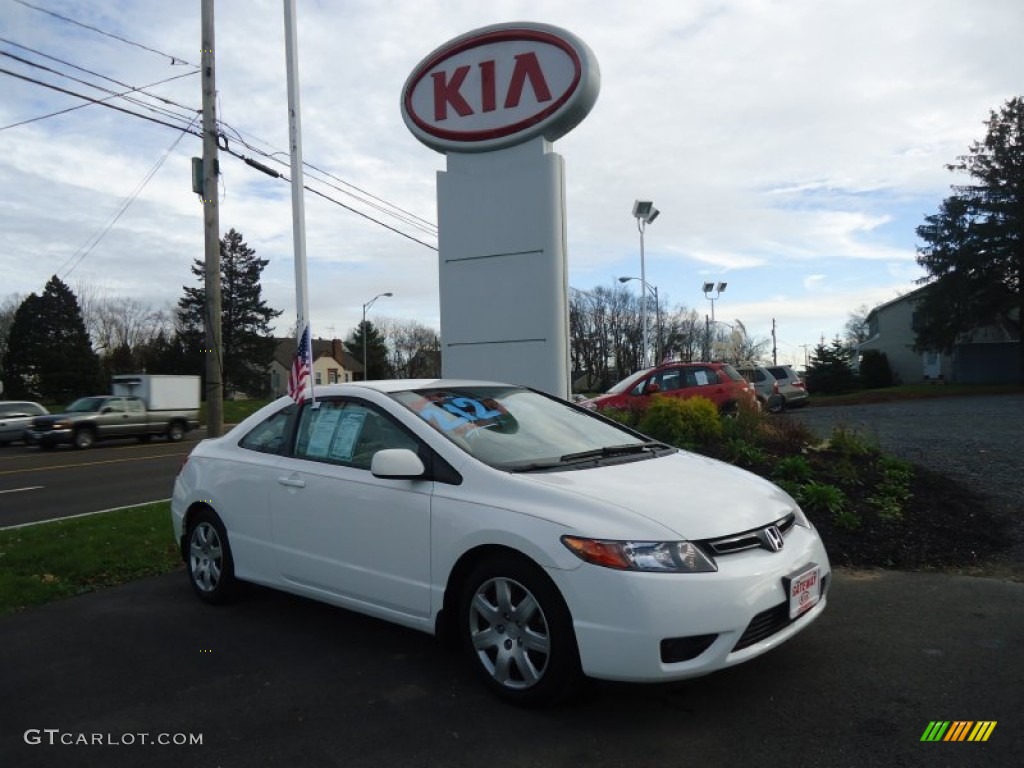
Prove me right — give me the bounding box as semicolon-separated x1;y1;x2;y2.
402;22;600;153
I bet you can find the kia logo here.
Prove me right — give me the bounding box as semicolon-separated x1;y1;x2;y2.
402;22;600;153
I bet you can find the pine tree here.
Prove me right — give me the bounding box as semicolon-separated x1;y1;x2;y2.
1;276;102;402
345;320;391;380
176;228;282;397
804;337;856;395
915;97;1024;382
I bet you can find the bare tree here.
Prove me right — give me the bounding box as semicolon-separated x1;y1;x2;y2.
376;317;440;379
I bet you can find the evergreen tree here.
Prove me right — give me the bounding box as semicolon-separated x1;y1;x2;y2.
804;336;856;395
345;320;391;380
177;228;282;397
915;97;1024;382
1;276;102;402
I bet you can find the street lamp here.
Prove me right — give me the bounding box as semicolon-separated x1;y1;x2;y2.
361;291;393;380
702;282;727;360
618;276;661;365
632;200;660;367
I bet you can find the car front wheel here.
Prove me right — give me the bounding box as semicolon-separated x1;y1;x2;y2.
460;554;581;706
186;509;236;604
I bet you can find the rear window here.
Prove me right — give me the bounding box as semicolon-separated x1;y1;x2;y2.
768;366;793;380
720;364;745;382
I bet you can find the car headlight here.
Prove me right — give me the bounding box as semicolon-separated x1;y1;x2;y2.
52;420;71;430
561;536;717;573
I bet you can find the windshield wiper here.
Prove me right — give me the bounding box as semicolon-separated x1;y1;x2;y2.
507;441;672;473
559;441;671;463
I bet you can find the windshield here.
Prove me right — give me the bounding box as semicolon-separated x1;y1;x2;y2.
66;397;107;413
605;368;652;395
391;386;657;471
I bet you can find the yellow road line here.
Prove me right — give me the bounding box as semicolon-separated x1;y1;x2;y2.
0;452;187;476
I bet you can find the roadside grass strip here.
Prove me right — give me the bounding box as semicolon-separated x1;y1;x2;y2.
0;501;180;614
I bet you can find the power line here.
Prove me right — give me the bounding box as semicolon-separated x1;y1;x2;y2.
2;66;439;251
0;66;201;134
59;116;199;278
0;35;199;115
12;0;198;68
0;68;197;132
4;34;436;240
0;50;198;125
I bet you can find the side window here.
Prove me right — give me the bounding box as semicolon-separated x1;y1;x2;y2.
106;399;126;413
125;399;145;414
693;367;716;386
295;400;419;470
239;404;297;455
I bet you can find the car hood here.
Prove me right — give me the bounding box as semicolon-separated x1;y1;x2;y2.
515;451;798;541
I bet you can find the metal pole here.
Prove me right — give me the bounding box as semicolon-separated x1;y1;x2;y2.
639;219;649;368
200;0;222;437
283;0;313;405
653;285;661;364
362;303;368;380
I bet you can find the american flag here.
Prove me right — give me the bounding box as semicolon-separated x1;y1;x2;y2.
288;323;313;404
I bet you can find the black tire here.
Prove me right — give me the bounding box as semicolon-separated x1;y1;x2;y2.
719;401;739;419
459;553;581;706
185;509;237;604
167;422;185;442
767;394;785;414
73;428;95;450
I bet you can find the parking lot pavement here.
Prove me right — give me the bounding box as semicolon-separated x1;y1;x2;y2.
2;568;1021;767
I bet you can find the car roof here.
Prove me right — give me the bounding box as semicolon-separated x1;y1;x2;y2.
306;378;517;395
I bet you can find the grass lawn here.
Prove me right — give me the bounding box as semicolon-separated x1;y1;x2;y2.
0;502;181;615
809;382;1023;406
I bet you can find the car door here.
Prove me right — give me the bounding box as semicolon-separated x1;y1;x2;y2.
691;365;729;407
269;398;433;620
99;397;132;437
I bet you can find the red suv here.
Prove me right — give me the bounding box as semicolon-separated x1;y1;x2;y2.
583;362;756;415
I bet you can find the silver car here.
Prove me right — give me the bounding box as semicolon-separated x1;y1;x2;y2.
0;401;49;445
765;365;810;408
736;366;785;413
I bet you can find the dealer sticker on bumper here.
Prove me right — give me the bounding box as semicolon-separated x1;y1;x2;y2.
787;564;821;620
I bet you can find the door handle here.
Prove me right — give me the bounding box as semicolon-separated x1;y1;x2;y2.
278;476;306;489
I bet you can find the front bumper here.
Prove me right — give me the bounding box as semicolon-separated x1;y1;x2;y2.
548;524;831;682
26;428;72;446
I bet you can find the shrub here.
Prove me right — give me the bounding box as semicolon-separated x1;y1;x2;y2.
858;350;893;389
638;395;722;447
797;481;858;529
723;438;767;467
772;455;814;484
828;423;876;456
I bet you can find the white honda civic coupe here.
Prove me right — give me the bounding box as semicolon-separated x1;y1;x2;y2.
171;380;830;705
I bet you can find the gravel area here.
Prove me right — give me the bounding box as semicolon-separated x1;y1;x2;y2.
786;393;1024;567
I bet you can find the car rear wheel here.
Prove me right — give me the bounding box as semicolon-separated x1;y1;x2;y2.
186;509;236;604
459;554;581;706
167;422;185;442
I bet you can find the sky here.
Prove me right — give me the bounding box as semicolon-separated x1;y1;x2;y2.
1;0;1021;369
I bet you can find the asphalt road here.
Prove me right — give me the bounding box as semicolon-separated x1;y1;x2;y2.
0;435;202;527
1;568;1020;768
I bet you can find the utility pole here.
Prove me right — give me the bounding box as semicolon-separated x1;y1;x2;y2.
772;318;777;365
201;0;223;437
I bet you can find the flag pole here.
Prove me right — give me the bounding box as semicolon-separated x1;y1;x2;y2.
283;0;314;405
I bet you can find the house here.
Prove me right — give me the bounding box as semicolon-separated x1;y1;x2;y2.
856;286;1021;384
268;338;364;397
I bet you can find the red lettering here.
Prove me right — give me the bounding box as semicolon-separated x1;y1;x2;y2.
432;66;473;121
479;60;496;113
504;52;553;109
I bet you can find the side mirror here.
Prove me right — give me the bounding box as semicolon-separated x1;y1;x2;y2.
646;382;661;395
371;448;426;479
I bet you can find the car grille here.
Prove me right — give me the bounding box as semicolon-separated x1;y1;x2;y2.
701;512;797;556
732;573;829;652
